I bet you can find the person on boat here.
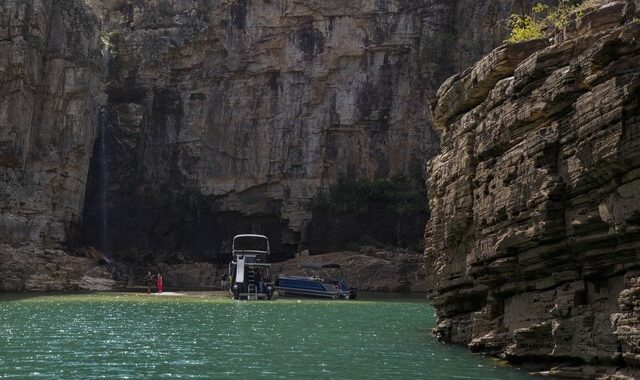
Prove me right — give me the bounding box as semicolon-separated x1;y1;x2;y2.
145;272;155;294
157;273;164;293
255;270;263;293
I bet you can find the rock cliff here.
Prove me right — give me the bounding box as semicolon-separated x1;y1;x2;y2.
0;0;103;247
82;0;543;262
425;2;640;378
0;0;546;289
0;0;109;291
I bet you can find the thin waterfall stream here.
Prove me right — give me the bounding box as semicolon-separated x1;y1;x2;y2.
98;109;112;263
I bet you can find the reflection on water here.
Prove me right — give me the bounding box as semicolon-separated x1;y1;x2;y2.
0;294;535;379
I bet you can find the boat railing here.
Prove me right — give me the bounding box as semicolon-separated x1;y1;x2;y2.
302;268;322;280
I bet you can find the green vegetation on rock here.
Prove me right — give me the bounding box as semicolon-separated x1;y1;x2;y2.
101;31;124;79
505;4;547;43
309;175;426;216
505;0;609;43
307;175;428;252
101;31;121;60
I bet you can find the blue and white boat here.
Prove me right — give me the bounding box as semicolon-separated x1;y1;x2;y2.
274;263;356;299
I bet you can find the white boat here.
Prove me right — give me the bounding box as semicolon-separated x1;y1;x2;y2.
228;234;274;300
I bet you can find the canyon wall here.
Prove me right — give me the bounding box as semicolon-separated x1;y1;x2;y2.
85;0;543;262
425;2;640;378
0;0;112;291
0;0;546;288
0;0;104;247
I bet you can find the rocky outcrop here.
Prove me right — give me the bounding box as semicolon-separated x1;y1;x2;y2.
0;245;115;291
425;2;640;378
157;262;223;289
271;247;427;293
123;248;425;292
0;0;104;247
81;0;544;262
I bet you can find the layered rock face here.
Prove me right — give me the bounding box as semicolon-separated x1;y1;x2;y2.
84;0;542;261
426;2;640;377
0;1;109;291
0;0;104;247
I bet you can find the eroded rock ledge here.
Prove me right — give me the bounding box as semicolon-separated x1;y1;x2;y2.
425;2;640;378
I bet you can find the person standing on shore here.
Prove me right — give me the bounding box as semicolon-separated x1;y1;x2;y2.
221;273;228;289
145;272;155;294
157;273;163;294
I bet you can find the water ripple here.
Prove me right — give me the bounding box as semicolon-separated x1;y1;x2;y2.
0;294;535;379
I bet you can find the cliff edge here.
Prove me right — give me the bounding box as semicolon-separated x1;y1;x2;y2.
425;1;640;378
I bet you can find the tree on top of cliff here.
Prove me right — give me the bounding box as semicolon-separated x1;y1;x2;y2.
505;0;611;42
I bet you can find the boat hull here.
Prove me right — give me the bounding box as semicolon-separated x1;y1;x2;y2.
274;276;353;299
275;287;348;299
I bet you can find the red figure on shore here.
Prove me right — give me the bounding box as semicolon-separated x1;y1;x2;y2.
157;273;163;293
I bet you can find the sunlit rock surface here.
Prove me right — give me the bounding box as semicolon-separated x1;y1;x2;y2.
425;2;640;378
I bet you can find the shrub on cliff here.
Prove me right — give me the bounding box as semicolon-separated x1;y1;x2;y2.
309;175;426;216
307;175;428;253
307;175;427;251
506;0;609;43
505;4;547;43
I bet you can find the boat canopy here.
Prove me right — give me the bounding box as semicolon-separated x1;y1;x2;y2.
232;234;270;254
234;234;268;240
299;262;341;269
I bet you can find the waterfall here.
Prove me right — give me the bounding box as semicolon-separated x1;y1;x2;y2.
98;109;112;263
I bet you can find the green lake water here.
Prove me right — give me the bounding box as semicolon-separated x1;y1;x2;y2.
0;293;535;379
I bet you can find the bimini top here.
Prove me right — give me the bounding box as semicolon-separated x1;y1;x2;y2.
232;234;270;255
300;262;341;269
